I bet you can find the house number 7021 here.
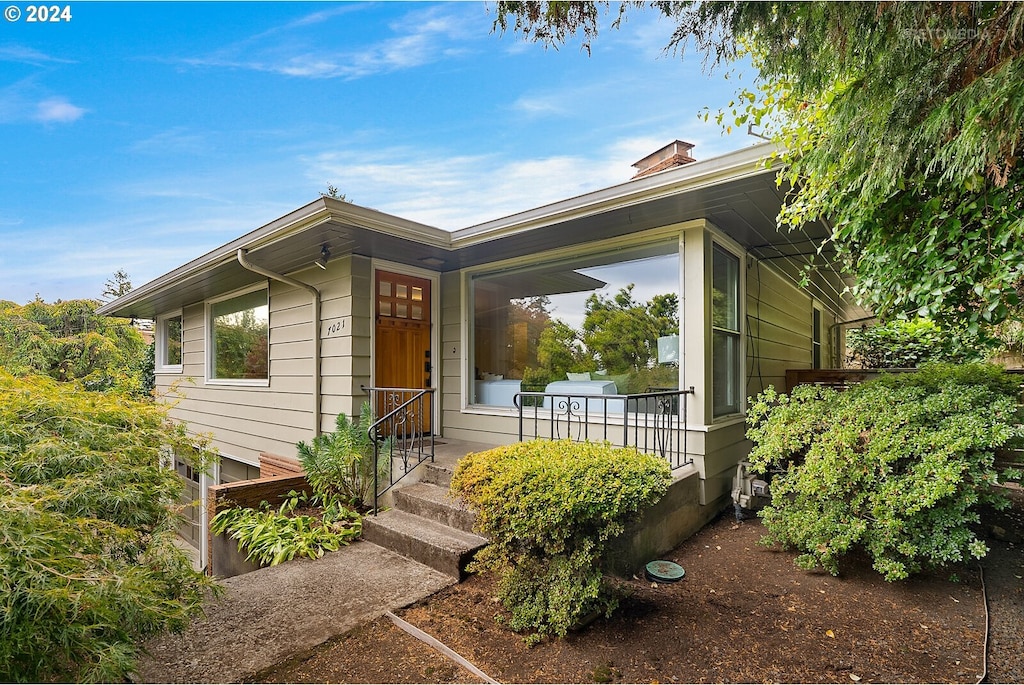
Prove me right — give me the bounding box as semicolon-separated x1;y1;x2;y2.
326;320;345;336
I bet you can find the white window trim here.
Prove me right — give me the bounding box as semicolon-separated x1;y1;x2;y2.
156;309;184;373
205;282;271;387
709;238;746;422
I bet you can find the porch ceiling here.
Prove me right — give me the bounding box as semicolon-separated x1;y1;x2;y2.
98;144;867;322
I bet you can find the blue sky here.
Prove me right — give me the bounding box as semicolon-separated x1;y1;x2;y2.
1;1;754;304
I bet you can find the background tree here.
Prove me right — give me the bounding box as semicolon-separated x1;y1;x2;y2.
493;1;1024;331
846;318;993;369
535;318;592;380
102;269;133;301
322;184;352;202
0;298;148;393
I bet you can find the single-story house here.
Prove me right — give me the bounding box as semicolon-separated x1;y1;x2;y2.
98;140;865;569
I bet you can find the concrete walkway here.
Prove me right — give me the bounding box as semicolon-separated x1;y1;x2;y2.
135;541;454;683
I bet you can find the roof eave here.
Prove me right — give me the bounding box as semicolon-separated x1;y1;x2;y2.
451;142;780;248
96;197;448;317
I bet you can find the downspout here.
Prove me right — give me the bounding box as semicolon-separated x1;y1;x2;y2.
236;249;322;437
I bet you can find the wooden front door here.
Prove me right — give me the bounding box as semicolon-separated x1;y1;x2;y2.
375;270;432;432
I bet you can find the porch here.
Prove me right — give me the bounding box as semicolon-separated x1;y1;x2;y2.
360;434;709;580
208;388;714;580
365;385;699;513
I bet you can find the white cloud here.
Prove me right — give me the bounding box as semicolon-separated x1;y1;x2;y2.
304;141;649;230
0;45;76;65
34;97;86;123
128;127;208;155
512;95;567;116
179;5;481;80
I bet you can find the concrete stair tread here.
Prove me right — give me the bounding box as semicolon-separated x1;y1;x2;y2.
396;482;468;510
421;462;456;488
393;482;478;534
366;509;486;549
362;508;486;578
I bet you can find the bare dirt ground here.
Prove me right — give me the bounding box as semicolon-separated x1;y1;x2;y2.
255;487;1023;684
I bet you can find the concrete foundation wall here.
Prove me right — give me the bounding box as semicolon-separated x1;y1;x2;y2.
606;465;726;577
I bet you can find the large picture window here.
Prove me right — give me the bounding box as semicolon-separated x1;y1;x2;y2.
712;244;741;417
157;312;182;371
208;287;269;381
470;243;679;408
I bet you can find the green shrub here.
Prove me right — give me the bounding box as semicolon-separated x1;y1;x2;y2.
0;370;218;683
296;401;388;507
845;318;992;368
746;363;1023;581
210;490;361;566
450;440;671;643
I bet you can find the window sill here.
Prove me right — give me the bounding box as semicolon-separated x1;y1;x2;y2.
708;415;746;430
156;365;183;374
205;378;270;388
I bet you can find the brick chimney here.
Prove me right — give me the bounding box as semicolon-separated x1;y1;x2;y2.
631;140;696;179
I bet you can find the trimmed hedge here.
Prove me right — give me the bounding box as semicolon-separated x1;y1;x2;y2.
450;440;670;643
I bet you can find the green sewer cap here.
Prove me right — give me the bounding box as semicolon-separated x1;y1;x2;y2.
645;560;685;583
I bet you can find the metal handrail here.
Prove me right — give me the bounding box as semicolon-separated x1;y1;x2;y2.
363;386;435;514
514;387;696;470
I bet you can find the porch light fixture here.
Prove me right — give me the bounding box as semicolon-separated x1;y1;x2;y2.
316;244;331;270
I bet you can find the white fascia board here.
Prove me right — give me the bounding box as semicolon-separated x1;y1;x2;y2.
451;142;780;248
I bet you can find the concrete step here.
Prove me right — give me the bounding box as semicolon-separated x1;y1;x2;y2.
393;482;477;534
362;509;486;579
420;462;456;489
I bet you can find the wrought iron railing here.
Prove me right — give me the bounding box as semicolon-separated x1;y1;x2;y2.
363;386;435;514
515;387;696;470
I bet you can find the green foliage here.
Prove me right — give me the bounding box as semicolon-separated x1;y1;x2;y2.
139;341;156;396
296;402;389;507
692;3;1024;331
0;370;218;683
494;2;1024;331
0;297;148;393
846;318;993;369
746;363;1023;581
450;440;671;642
212;403;383;570
210;491;361;567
